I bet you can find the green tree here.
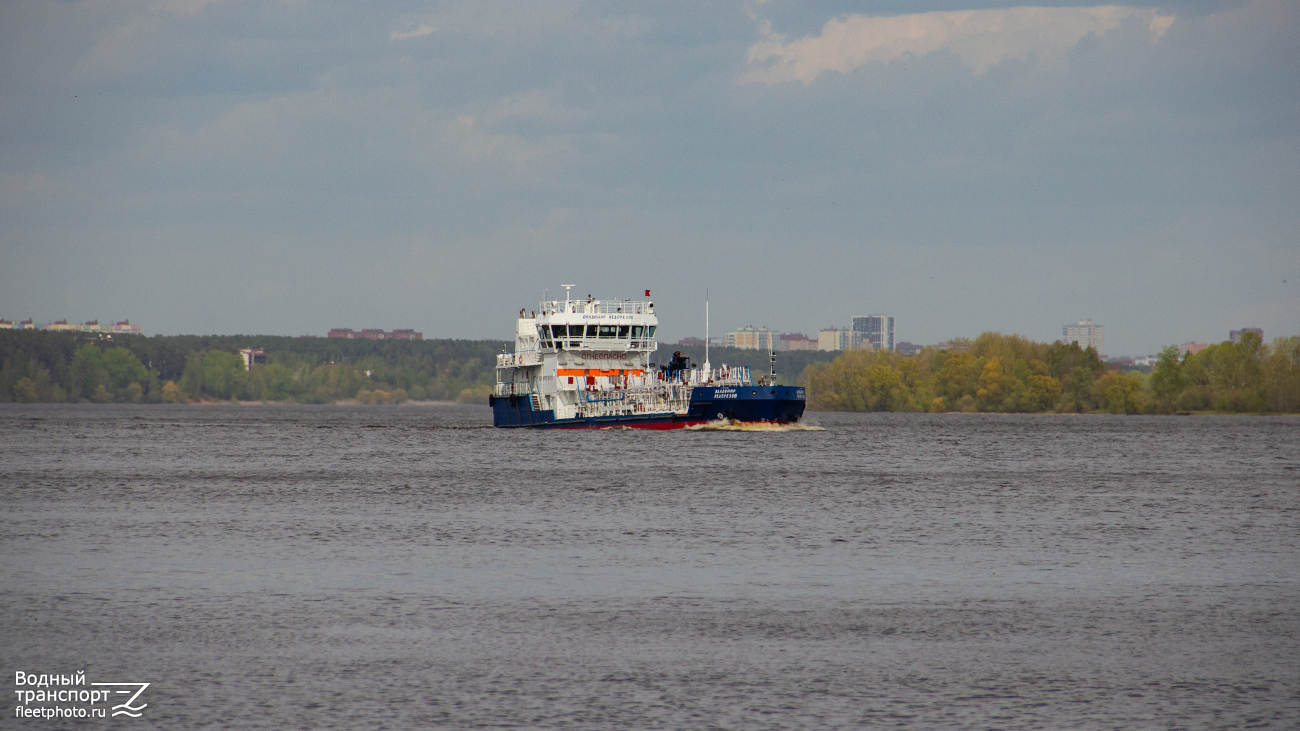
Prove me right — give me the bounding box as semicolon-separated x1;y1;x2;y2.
1057;366;1098;413
1092;371;1150;414
1263;336;1300;413
1149;345;1185;411
68;343;111;400
13;377;39;403
1046;341;1103;380
102;347;150;395
201;351;247;400
933;351;981;407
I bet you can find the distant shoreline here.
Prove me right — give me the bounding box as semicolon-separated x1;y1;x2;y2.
2;402;1294;416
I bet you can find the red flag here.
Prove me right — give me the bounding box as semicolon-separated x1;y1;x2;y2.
645;289;651;296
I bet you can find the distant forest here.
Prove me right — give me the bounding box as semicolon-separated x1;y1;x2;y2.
0;331;508;404
799;332;1300;414
4;330;1297;413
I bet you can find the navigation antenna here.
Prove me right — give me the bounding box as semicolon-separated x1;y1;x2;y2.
703;289;710;382
562;284;574;309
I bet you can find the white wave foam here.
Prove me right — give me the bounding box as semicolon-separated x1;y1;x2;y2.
686;418;824;432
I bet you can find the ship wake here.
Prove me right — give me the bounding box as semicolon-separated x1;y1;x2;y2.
686;418;823;432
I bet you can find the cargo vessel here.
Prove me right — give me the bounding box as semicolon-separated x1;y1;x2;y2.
490;286;805;429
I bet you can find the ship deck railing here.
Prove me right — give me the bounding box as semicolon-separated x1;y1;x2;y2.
698;366;755;387
494;382;534;397
653;367;754;387
498;342;660;364
497;351;544;367
573;383;692;419
540;299;652;316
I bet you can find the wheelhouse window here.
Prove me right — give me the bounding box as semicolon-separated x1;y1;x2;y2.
648;326;657;337
586;325;598;337
598;325;618;338
631;326;644;338
617;326;630;338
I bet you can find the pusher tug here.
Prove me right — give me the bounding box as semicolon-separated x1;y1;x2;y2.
490;285;805;429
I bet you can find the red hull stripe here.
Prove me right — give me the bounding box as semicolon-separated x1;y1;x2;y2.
548;419;709;430
544;419;795;430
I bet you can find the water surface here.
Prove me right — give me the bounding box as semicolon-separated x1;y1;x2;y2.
2;405;1296;728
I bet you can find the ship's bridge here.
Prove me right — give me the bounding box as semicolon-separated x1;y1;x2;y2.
524;296;658;354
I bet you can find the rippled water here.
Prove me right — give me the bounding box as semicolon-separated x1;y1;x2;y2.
2;404;1297;729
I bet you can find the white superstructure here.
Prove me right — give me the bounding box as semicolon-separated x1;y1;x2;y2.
494;288;756;421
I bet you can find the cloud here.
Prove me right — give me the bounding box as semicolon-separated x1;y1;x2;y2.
743;5;1176;84
390;24;435;41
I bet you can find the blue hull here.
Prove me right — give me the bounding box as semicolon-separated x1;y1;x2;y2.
491;385;806;429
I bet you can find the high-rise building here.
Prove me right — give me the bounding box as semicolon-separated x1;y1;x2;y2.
725;326;776;350
852;315;895;351
1230;327;1263;344
1063;320;1104;358
817;328;852;351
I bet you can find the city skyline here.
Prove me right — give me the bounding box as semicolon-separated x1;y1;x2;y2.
1;1;1296;354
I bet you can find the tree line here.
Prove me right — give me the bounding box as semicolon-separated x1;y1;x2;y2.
0;331;508;404
6;329;1296;412
798;332;1300;414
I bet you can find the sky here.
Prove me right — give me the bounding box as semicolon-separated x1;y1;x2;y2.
1;0;1296;354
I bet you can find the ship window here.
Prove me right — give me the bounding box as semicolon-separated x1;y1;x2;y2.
631;326;643;338
648;326;657;337
586;325;598;337
618;326;630;338
550;325;565;338
598;325;617;338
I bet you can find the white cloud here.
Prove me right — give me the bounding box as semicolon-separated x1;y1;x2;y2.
390;24;435;41
743;5;1176;84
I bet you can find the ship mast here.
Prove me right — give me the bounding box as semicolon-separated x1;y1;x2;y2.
704;289;710;382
